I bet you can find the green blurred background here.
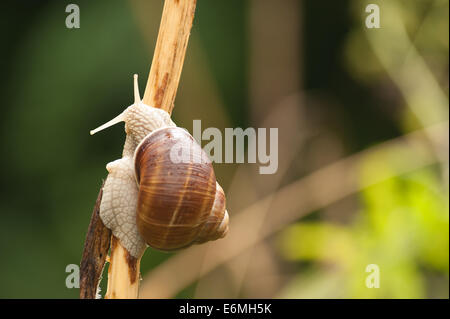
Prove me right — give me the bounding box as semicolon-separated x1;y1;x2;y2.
0;0;448;298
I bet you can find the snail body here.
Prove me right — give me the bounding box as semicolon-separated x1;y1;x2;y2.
91;75;229;257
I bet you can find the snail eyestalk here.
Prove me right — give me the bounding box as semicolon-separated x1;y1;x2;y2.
90;112;125;135
90;75;141;136
134;74;141;104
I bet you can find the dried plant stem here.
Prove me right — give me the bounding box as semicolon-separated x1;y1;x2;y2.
80;182;111;299
142;0;197;113
80;0;197;299
104;236;141;298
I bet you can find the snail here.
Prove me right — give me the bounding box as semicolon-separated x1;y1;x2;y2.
90;75;229;258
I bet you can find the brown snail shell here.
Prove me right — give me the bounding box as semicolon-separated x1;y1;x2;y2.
134;127;229;251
